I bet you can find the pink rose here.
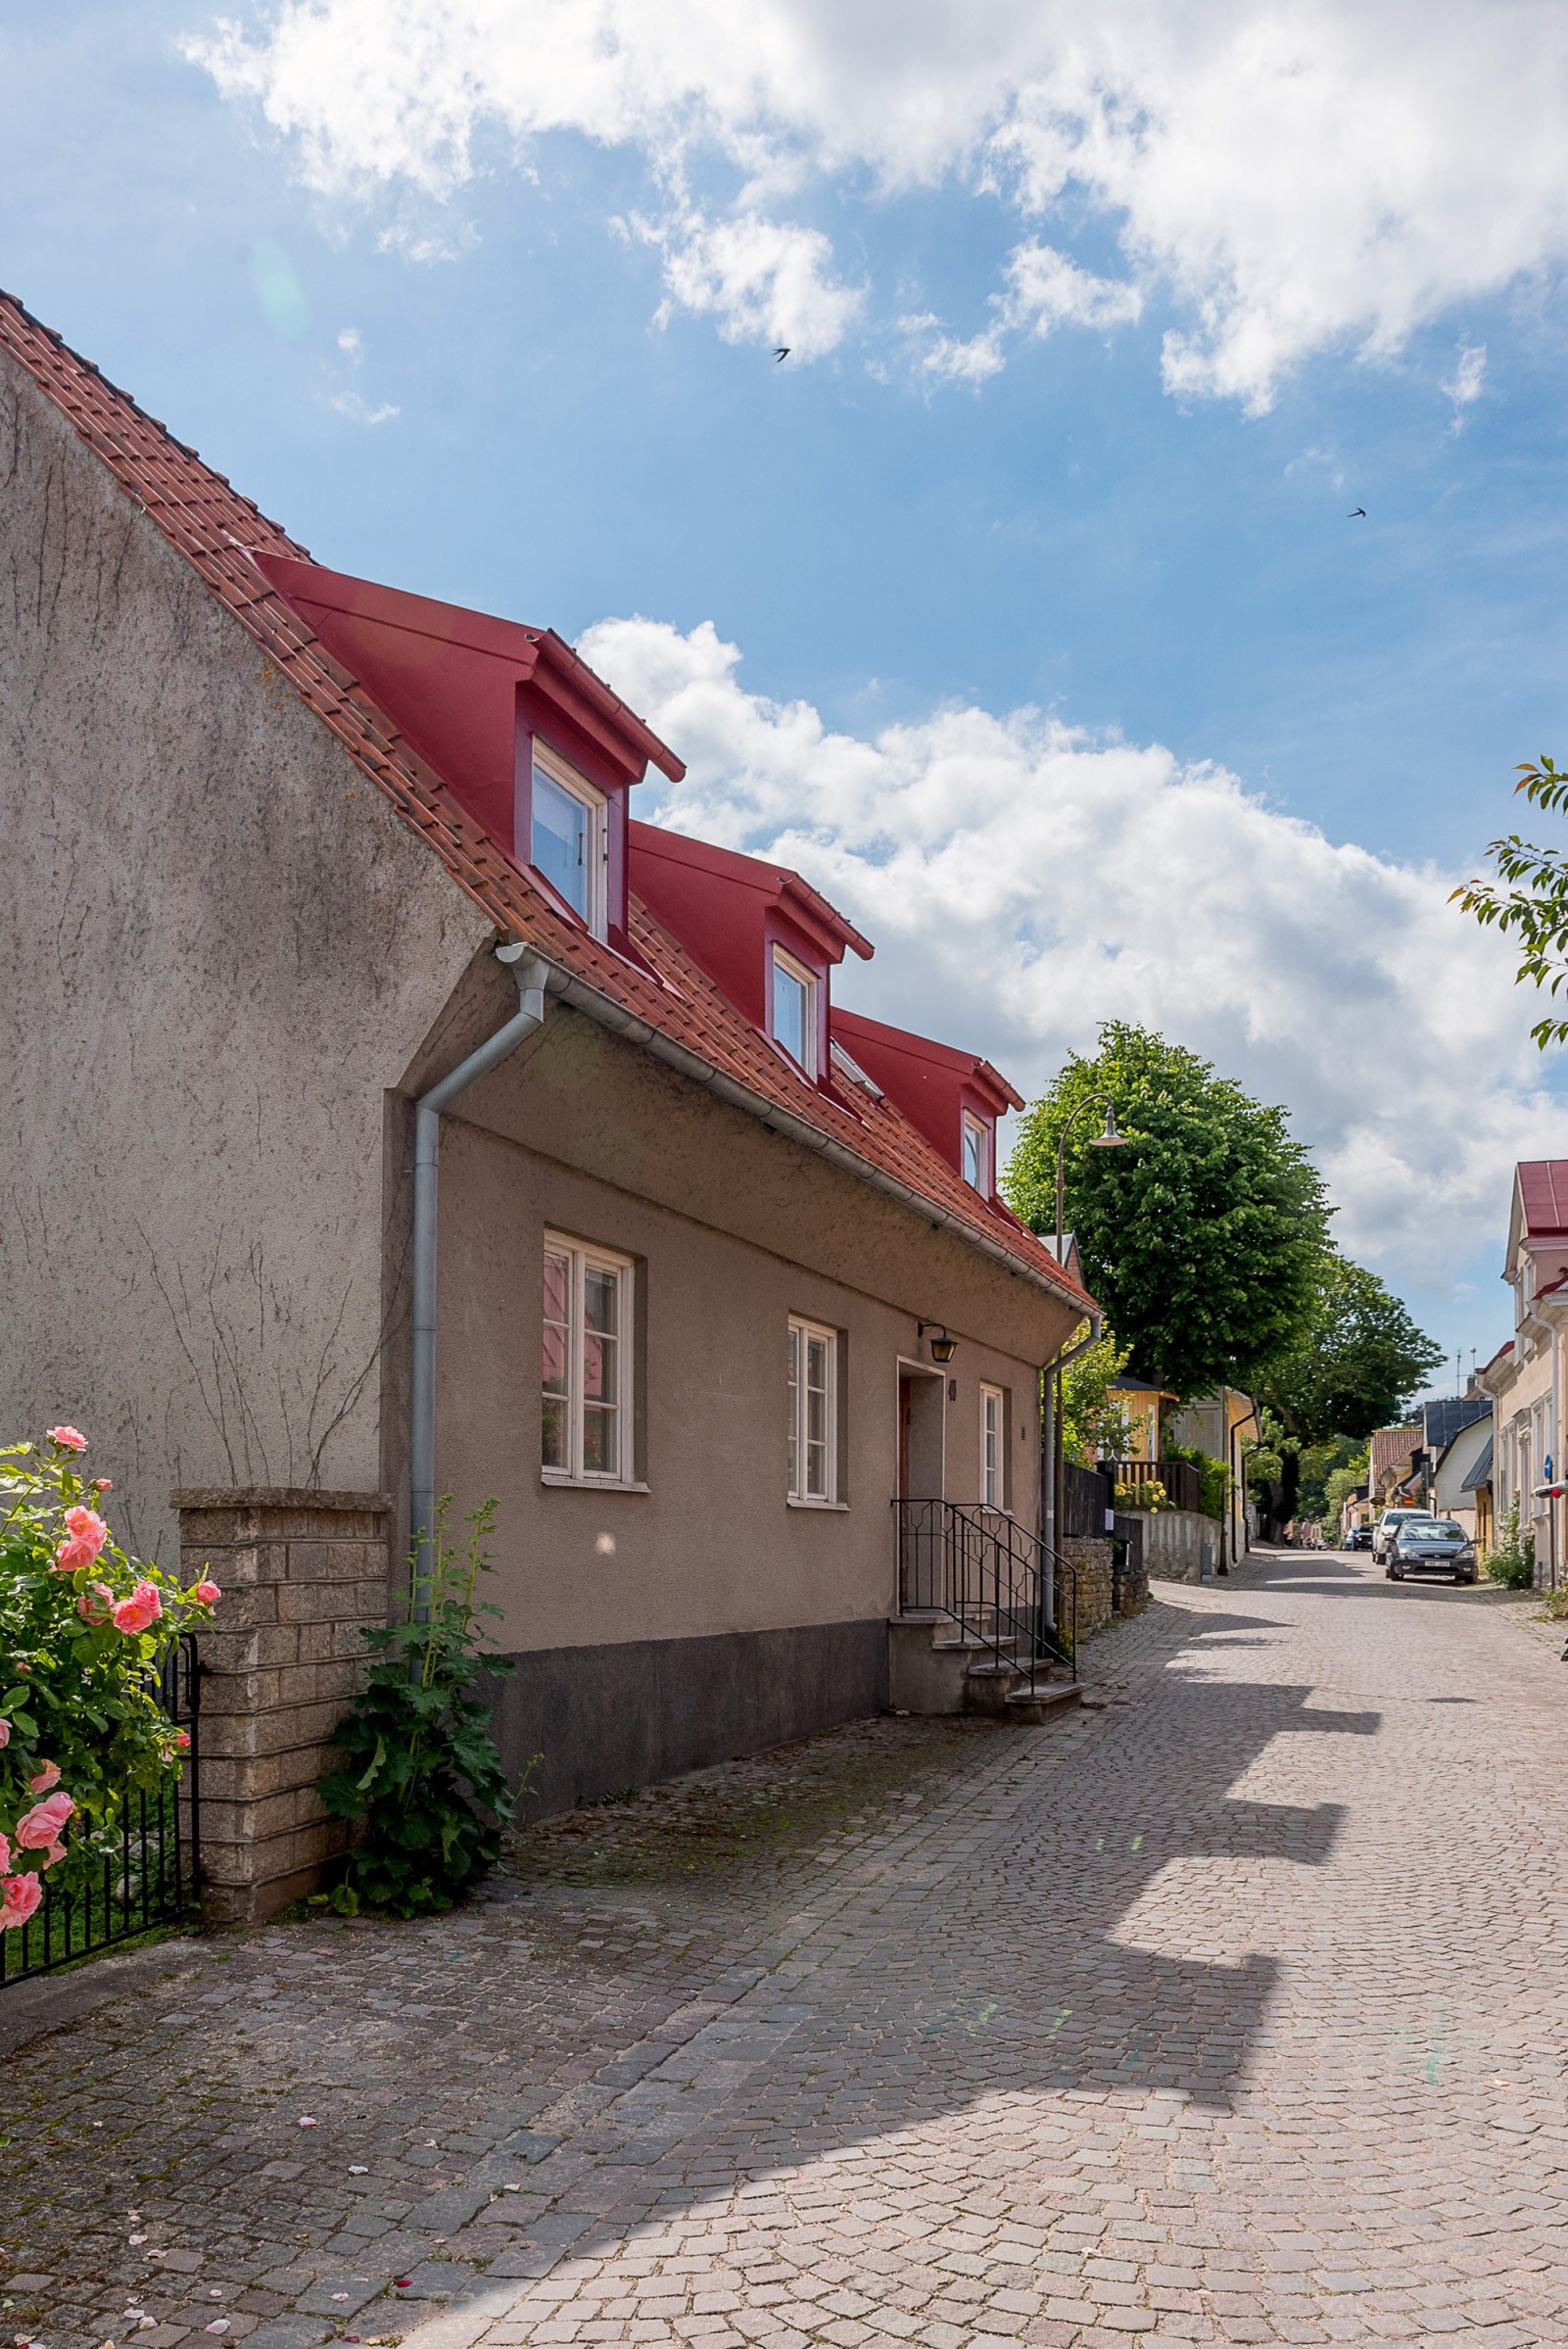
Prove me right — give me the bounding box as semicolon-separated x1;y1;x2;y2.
40;1843;67;1870
112;1582;163;1636
0;1719;9;1750
45;1425;86;1453
27;1761;60;1795
194;1579;221;1606
54;1535;99;1573
63;1506;108;1556
0;1833;10;1873
0;1873;42;1929
77;1582;115;1624
93;1478;113;1493
172;1730;191;1752
15;1792;73;1850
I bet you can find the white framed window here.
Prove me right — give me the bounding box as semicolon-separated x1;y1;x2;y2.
531;746;607;938
787;1317;837;1503
980;1383;1004;1509
543;1232;634;1484
962;1110;992;1194
771;946;819;1079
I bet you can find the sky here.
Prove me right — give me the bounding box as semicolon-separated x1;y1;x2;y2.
7;0;1568;1397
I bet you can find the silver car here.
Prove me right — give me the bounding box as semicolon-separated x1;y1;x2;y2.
1386;1517;1479;1584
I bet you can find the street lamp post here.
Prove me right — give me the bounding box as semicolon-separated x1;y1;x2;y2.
1048;1096;1128;1558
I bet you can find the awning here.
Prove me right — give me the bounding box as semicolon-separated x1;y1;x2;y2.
1460;1435;1494;1493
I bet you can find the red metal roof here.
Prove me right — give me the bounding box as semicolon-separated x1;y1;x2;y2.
1517;1160;1568;1238
0;288;1091;1316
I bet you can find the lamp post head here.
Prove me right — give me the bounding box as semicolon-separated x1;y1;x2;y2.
1089;1104;1127;1148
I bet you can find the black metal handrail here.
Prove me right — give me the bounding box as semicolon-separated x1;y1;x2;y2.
894;1498;1077;1686
0;1633;201;1988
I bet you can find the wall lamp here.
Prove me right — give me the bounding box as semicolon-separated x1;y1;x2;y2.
920;1321;958;1366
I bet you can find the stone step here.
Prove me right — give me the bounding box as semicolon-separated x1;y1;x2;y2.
1004;1683;1084;1725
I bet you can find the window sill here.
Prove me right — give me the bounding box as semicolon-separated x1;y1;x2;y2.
786;1496;850;1511
541;1472;650;1495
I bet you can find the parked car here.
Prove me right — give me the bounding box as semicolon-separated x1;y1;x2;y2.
1386;1517;1478;1583
1346;1524;1374;1551
1372;1506;1438;1563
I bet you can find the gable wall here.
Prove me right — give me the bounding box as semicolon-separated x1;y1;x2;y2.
0;353;491;1561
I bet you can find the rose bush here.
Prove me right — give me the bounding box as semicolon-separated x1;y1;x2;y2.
0;1427;219;1927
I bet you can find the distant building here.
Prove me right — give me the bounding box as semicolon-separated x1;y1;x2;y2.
1479;1162;1568;1589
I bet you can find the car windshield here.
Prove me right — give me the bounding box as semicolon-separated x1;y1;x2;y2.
1405;1521;1464;1542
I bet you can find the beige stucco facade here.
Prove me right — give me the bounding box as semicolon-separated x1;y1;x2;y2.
0;334;1079;1811
1481;1234;1568;1587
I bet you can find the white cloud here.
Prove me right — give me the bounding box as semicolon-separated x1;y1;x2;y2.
327;389;400;423
914;242;1142;384
1442;340;1488;428
580;611;1564;1290
630;205;864;357
188;0;1568;406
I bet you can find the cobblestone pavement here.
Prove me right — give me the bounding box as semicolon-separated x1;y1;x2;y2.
5;1553;1568;2349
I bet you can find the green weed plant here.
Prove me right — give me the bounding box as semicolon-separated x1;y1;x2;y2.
318;1498;533;1917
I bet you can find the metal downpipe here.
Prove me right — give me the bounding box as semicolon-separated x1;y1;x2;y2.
409;944;547;1587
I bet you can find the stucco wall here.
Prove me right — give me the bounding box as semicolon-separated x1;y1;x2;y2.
426;1003;1067;1656
1135;1508;1223;1582
0;350;490;1562
0;341;1078;1707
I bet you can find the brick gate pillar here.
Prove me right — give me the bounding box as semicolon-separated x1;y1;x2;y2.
169;1487;391;1923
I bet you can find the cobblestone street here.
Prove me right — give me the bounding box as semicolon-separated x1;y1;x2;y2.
5;1553;1568;2349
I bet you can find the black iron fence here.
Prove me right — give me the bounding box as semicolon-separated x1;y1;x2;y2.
0;1634;201;1989
894;1497;1076;1684
1104;1456;1204;1516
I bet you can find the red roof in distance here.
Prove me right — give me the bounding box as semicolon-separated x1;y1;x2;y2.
1516;1160;1568;1239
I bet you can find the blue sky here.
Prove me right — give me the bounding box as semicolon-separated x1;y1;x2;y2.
9;0;1568;1391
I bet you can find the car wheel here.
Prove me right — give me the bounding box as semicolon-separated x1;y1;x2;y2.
1384;1565;1395;1579
1391;1563;1404;1580
1461;1571;1477;1584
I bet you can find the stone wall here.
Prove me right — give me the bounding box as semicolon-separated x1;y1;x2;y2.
173;1488;389;1922
1061;1536;1115;1642
1133;1507;1223;1583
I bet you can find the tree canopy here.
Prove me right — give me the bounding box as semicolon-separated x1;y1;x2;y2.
1454;755;1568;1047
1003;1022;1330;1399
1258;1252;1443;1445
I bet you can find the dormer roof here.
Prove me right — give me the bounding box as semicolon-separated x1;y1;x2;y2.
256;555;682;854
0;283;1093;1320
629;823;872;1035
829;1005;1023;1186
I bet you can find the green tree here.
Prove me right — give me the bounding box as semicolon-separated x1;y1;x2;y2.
1004;1023;1330;1398
1320;1448;1370;1538
1060;1329;1132;1465
1454;756;1568;1046
1259;1253;1443;1445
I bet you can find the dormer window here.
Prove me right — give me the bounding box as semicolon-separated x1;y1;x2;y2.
532;746;606;938
962;1109;992;1194
771;946;819;1078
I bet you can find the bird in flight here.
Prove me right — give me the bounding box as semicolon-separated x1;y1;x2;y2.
1349;506;1366;518
775;347;790;362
